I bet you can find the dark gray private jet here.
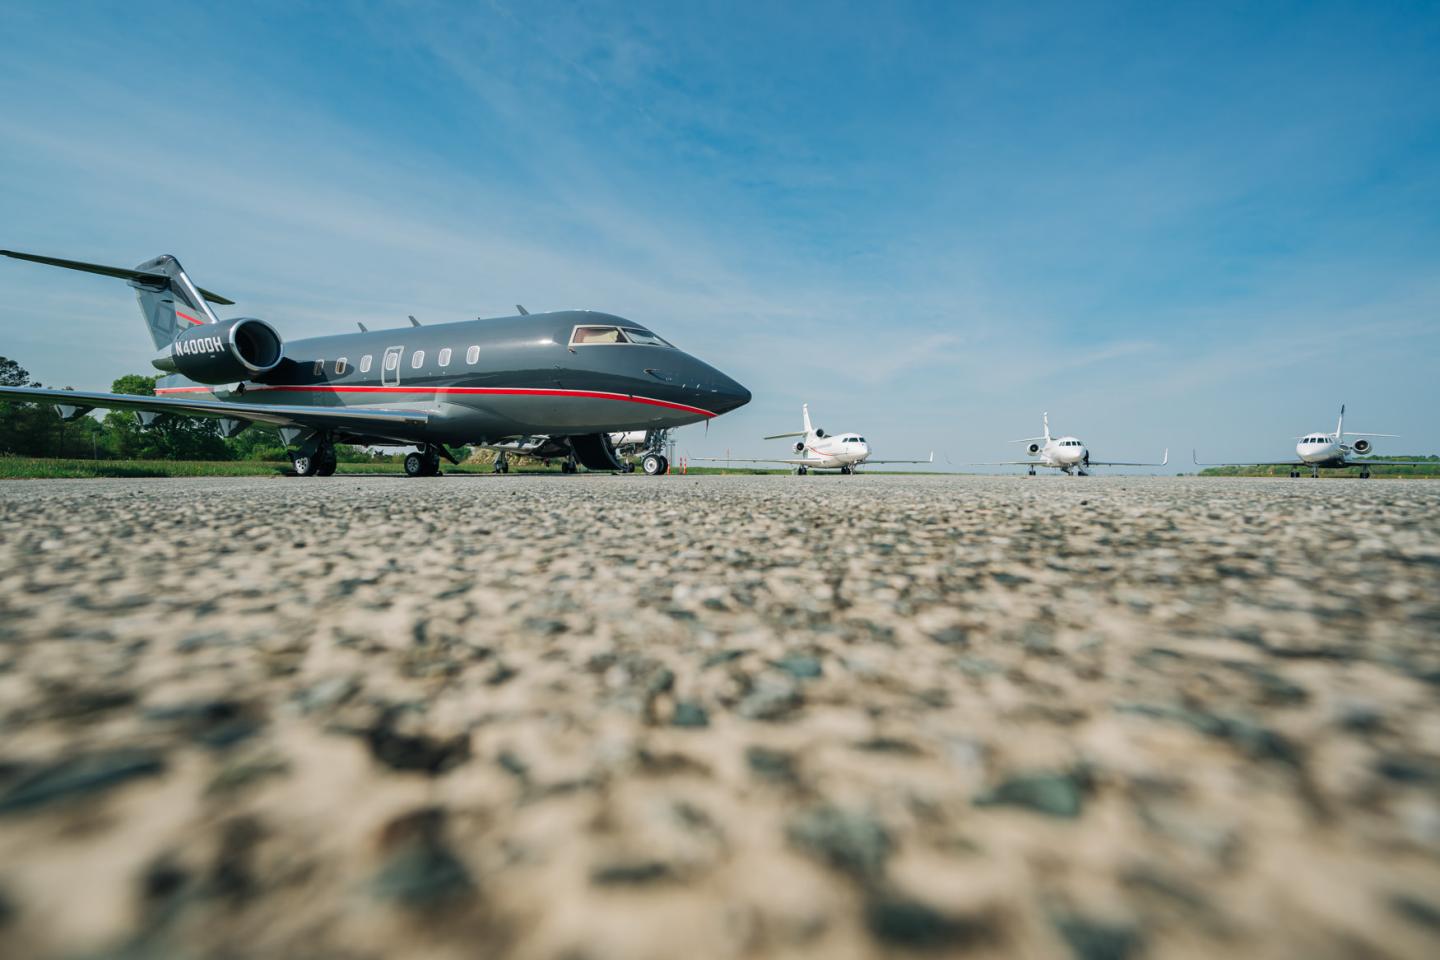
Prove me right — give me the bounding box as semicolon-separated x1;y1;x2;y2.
0;250;750;476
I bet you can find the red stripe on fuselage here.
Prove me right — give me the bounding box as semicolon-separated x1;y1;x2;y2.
175;310;203;325
153;384;717;418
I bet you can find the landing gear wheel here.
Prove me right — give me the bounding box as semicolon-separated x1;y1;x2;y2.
798;466;809;476
840;466;852;475
1360;468;1371;479
404;452;429;477
625;462;636;473
642;454;665;476
293;454;319;477
1028;468;1036;476
315;448;338;477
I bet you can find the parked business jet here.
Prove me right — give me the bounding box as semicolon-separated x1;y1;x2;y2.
1194;404;1428;478
1;249;749;477
696;403;932;474
975;412;1167;476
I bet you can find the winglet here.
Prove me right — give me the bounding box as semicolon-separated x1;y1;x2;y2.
1161;448;1169;466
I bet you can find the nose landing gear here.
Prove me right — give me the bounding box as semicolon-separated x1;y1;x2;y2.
641;453;669;476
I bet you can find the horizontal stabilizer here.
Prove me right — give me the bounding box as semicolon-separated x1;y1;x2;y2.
1;250;234;304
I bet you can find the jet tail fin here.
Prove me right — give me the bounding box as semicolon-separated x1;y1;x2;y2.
1;249;233;350
802;403;814;437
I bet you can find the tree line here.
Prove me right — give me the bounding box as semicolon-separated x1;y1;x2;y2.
3;356;313;461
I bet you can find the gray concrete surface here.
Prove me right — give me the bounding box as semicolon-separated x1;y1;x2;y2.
1;474;1438;959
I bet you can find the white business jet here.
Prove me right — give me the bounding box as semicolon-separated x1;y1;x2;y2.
1194;404;1428;478
697;403;933;475
976;412;1167;476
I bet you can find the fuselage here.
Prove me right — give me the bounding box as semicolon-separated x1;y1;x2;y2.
1036;436;1089;469
801;432;871;468
1296;433;1347;466
155;311;750;446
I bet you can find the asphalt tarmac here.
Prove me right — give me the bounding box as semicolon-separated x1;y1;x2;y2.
1;474;1438;959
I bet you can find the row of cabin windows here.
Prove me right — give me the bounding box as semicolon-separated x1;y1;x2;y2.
312;345;484;377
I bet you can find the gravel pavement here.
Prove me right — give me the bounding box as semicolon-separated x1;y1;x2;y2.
1;474;1439;959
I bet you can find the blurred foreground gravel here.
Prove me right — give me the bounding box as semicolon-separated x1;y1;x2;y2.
1;474;1439;959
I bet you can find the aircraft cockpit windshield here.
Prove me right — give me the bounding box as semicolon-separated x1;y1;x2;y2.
569;325;675;348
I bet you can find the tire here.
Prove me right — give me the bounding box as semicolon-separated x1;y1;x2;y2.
293;455;319;477
642;454;663;476
404;452;427;477
315;450;338;477
798;466;808;475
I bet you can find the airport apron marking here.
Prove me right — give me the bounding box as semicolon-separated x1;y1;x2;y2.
154;384;717;418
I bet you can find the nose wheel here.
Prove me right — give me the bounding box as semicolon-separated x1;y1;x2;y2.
641;453;669;476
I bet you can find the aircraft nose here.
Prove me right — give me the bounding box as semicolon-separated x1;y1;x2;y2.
702;372;751;415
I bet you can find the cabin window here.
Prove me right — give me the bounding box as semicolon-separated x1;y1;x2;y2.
360;355;373;373
335;358;348;375
466;345;480;364
570;325;627;345
384;352;399;371
621;327;673;347
438;348;452;367
314;360;324;375
411;350;425;369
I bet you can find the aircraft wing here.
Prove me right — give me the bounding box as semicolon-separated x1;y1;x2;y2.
1087;449;1168;468
1348;459;1440;467
862;452;934;465
0;385;429;433
1192;451;1302;467
690;456;813;466
964;460;1047;466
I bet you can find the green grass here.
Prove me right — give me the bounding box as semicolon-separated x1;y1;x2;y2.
0;457;520;479
1199;458;1440;478
0;456;957;479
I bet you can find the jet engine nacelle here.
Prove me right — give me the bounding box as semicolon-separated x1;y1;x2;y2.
794;441;805;454
154;317;284;384
1352;438;1372;455
814;428;826;438
1027;442;1043;456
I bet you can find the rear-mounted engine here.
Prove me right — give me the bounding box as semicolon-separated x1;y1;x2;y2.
153;317;283;384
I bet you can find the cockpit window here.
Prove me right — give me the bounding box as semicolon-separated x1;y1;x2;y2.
622;327;673;347
571;325;627;345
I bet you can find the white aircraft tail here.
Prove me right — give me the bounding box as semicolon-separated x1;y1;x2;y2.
1335;403;1345;439
1008;411;1051;445
762;402;816;442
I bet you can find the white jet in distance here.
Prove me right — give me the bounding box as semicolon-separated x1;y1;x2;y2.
698;403;933;475
1194;404;1428;478
977;412;1167;476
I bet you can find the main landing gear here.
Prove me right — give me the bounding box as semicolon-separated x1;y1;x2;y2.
1359;467;1371;479
293;446;337;477
494;451;510;474
292;434;337;477
404;447;441;477
1027;467;1037;476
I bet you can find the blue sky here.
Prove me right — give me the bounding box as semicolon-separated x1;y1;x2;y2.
1;1;1437;467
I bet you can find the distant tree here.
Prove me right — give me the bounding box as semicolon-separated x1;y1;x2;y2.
0;356;55;456
103;374;232;460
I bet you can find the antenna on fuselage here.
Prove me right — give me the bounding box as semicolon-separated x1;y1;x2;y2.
357;322;368;332
516;304;530;316
409;315;421;327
